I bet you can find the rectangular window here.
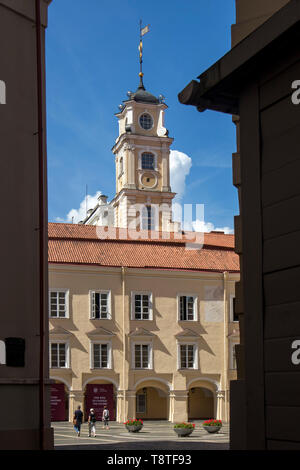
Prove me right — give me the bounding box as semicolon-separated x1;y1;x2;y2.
230;294;238;322
93;343;109;368
231;344;237;370
179;295;196;321
50;343;67;368
141;152;155;170
136;394;146;413
133;293;151;320
49;290;68;318
134;344;150;369
91;291;110;319
141;205;155;230
180;344;195;369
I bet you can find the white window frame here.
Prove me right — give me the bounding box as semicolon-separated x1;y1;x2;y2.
90;340;112;370
230;341;238;370
49;341;70;369
49;289;69;318
229;294;238;322
0;340;6;365
141;205;156;230
131;291;153;320
89;290;112;320
177;342;198;370
131;341;153;370
177;294;198;322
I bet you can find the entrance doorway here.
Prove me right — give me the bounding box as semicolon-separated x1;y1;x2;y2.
50;381;68;421
136;386;168;420
188;387;214;420
84;382;116;421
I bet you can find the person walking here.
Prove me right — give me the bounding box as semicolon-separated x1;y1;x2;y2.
88;408;97;437
73;405;83;437
102;405;110;430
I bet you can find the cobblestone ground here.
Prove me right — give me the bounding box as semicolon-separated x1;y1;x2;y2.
53;420;229;450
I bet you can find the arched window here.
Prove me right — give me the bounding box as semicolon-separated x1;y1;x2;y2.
141;205;156;230
119;157;124;176
141;152;155;170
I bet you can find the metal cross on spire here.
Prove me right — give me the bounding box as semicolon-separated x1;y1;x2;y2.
138;20;150;90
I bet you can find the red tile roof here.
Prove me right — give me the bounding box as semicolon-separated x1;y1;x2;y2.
48;223;239;273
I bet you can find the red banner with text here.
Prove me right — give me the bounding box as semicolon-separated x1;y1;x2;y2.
51;383;66;421
85;384;115;421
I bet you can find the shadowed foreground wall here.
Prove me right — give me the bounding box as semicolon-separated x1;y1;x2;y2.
0;0;53;450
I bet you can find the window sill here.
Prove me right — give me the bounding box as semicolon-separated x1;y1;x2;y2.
90;317;112;321
49;316;68;319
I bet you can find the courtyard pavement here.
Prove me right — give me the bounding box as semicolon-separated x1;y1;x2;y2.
53;420;229;450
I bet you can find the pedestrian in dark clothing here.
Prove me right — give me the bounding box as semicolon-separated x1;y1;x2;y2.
73;405;83;437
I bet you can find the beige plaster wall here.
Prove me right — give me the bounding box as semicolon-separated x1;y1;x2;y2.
49;264;239;422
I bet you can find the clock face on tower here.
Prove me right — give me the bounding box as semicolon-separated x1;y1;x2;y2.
140;172;157;189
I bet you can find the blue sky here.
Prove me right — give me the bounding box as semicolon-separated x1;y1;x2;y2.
46;0;238;232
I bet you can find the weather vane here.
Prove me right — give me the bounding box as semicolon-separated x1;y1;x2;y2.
138;20;150;89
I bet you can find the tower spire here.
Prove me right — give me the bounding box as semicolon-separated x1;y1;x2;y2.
138;20;150;90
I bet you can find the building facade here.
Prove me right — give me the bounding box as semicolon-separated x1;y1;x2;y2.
49;64;240;424
49;225;239;423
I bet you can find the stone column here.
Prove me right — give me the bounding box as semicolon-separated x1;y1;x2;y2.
169;390;188;422
69;390;85;422
125;144;136;189
216;390;225;421
126;390;136;420
116;390;136;422
116;390;125;423
161;147;171;192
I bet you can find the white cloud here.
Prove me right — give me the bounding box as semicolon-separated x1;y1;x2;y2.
192;219;234;234
170;150;192;200
57;191;102;224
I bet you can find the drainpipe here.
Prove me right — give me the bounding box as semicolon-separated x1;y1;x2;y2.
35;0;46;450
121;267;126;422
223;271;229;422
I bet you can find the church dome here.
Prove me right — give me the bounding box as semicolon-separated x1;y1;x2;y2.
130;85;159;104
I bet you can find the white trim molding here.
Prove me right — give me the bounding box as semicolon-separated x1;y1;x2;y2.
186;377;220;391
138;148;158;171
82;376;119;390
138;111;154;131
229;339;238;370
50;376;71;390
229;293;237;322
134;376;172;391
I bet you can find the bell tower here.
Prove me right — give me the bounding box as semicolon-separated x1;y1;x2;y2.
111;29;178;232
111;82;177;231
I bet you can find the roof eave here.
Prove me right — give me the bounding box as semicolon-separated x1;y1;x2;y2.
178;0;300;114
